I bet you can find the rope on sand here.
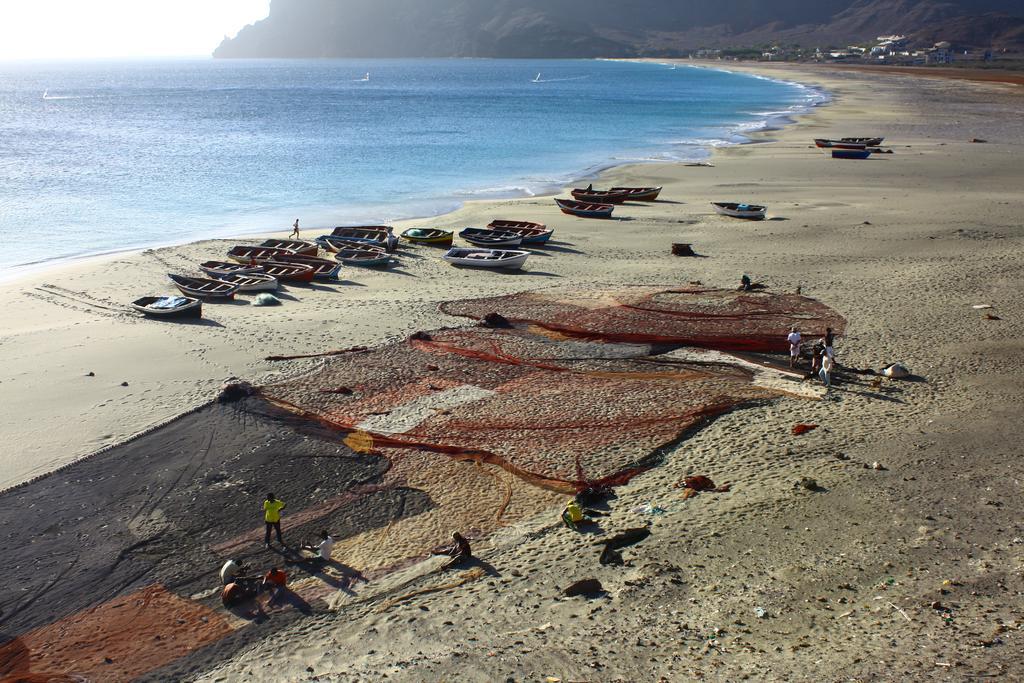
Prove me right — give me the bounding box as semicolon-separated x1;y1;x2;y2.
373;567;485;613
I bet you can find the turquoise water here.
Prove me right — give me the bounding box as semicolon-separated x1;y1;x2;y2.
0;59;824;272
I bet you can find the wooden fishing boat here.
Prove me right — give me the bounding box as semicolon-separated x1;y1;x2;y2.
459;228;524;247
199;260;262;277
609;186;663;201
711;202;767;219
814;138;867;150
167;274;239;299
212;272;279;292
841;137;884;147
570;188;632;204
831;149;872;160
259;261;316;283
227;245;297;263
332;245;391;267
442;248;530;270
259;238;319;256
486;220;553;244
318;231;392;253
329;226;398;251
272;254;342;279
400;228;454;246
130;295;202;318
554;198;614;218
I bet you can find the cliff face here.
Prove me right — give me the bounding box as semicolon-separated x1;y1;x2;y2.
213;0;1024;58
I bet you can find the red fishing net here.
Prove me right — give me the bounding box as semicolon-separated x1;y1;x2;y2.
260;288;845;492
440;286;845;352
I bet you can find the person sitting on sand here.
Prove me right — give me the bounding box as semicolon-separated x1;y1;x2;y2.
219;558;256;586
561;499;587;531
432;531;472;570
262;566;288;603
299;530;335;566
787;326;802;369
739;274;752;292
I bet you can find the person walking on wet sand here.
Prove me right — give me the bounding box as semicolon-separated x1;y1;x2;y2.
787;326;802;369
290;219;300;239
263;493;286;548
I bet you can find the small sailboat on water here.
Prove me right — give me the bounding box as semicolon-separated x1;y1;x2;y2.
532;73;542;83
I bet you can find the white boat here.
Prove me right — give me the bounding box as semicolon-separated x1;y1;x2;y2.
711;202;767;220
130;295;202;318
213;272;279;292
533;73;542;83
442;248;530;270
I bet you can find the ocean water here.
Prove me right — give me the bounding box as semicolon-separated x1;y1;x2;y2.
0;58;825;273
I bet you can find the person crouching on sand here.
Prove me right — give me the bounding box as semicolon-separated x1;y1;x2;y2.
300;530;335;567
432;531;472;570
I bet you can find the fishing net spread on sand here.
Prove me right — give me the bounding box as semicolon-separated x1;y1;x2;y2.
261;288;846;491
0;286;845;681
440;286;845;352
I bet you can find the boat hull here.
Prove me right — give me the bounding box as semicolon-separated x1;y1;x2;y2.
400;228;454;246
554;198;614;218
486;220;553;243
260;261;317;282
167;274;239;299
131;296;202;318
711;202;767;220
272;255;342;279
259;239;319;256
814;138;867;150
442;248;529;270
199;261;262;277
227;246;297;263
459;228;524;247
570;189;632;204
832;149;872;160
610;186;662;201
214;273;279;291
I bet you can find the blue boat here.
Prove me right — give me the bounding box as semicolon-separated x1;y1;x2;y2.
831;149;872;160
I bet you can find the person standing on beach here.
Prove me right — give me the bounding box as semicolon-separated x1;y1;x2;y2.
819;351;834;390
290;219;300;239
824;327;836;363
263;493;286;548
787;326;802;369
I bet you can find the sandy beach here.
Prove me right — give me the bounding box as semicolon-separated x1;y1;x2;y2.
2;61;1023;682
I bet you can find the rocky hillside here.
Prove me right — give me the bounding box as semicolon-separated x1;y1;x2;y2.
214;0;1024;58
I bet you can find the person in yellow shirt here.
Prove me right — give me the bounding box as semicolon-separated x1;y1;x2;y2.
561;499;585;531
263;492;286;548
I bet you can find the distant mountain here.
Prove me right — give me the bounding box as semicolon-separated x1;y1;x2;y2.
214;0;1024;59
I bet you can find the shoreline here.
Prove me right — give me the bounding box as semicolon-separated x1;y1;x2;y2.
3;60;1024;682
0;62;826;284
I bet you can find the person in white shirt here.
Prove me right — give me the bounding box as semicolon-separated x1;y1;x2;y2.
787;326;802;369
220;558;243;585
819;352;834;389
300;530;335;566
